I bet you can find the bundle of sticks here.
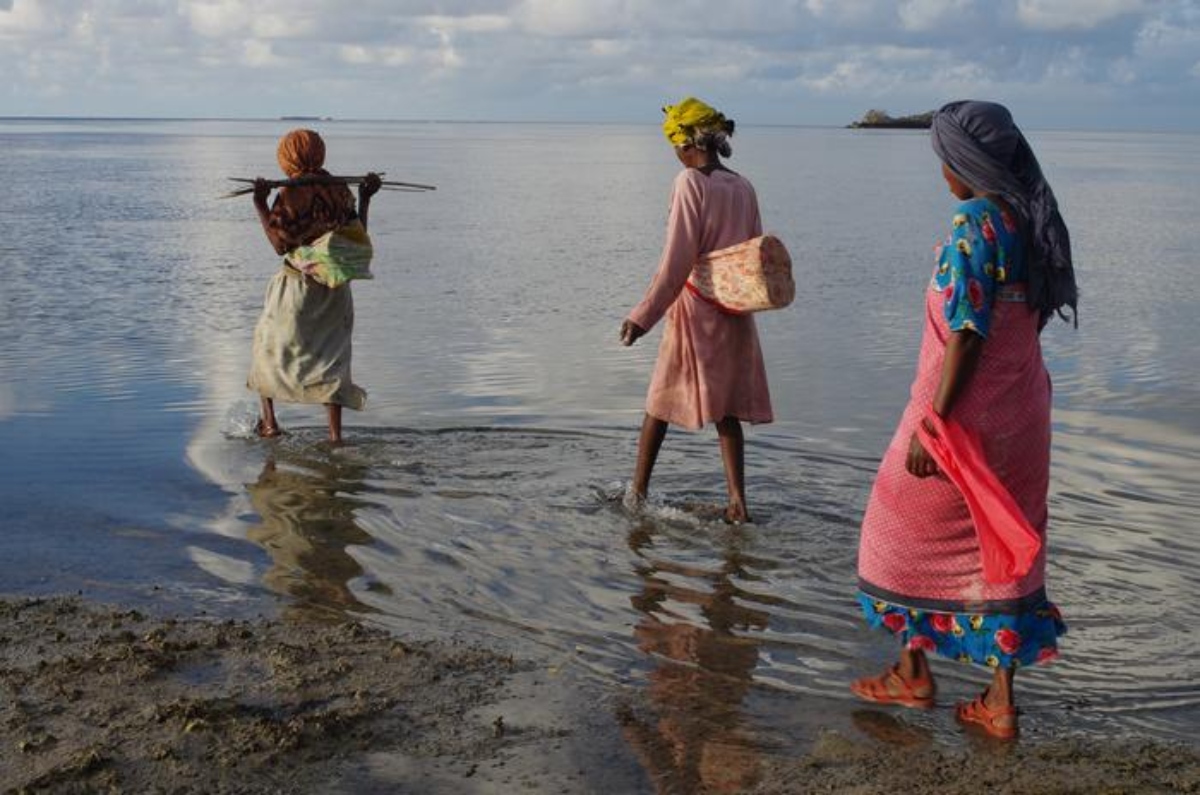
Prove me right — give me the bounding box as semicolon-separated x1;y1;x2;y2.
220;174;436;199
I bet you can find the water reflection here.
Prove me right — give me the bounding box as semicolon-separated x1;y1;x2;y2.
621;521;769;794
245;450;384;616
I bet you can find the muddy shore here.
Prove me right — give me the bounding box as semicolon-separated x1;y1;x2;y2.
3;596;1197;793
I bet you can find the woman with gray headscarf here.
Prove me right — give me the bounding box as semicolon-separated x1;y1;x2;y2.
851;101;1075;739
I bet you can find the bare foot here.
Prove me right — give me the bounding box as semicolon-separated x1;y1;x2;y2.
622;486;646;514
254;419;283;439
724;502;751;524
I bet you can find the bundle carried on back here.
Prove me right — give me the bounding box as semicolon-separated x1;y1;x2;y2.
686;234;795;315
286;219;374;288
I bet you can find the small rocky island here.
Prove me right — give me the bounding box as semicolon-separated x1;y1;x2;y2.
848;109;934;129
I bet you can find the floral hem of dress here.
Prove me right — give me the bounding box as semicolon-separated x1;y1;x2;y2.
857;591;1066;669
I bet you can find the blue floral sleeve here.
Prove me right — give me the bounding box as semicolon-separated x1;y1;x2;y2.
936;201;1000;338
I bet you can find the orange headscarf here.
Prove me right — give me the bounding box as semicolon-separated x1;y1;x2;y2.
268;129;356;249
276;129;327;178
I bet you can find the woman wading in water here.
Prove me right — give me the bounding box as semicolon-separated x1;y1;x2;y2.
247;129;381;443
852;101;1076;739
620;98;773;523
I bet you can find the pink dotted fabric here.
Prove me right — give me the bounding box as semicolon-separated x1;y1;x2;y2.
858;282;1051;608
628;168;773;431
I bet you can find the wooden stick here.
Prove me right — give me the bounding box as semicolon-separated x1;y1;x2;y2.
218;185;429;199
226;174;437;191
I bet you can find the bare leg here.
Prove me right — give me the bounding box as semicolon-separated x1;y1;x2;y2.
631;414;669;502
325;403;343;444
256;397;282;438
986;666;1016;710
898;647;931;683
716;416;749;523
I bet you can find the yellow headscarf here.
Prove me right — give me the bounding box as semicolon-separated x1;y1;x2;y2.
662;97;728;147
276;129;327;177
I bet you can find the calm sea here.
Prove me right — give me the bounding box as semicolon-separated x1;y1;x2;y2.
1;119;1197;778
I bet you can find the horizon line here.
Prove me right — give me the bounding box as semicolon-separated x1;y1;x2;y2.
0;115;1195;136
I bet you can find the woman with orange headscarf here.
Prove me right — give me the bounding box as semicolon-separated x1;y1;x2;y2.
247;129;381;443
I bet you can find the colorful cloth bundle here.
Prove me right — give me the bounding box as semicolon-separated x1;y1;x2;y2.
686;234;794;315
285;219;374;288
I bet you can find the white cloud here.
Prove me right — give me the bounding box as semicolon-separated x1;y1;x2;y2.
804;0;891;25
182;0;247;38
241;39;282;67
1017;0;1146;31
514;0;627;37
898;0;972;32
0;0;63;37
0;0;1196;129
418;14;511;34
1135;10;1200;59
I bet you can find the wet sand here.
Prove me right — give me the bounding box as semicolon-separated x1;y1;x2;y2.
3;596;1198;794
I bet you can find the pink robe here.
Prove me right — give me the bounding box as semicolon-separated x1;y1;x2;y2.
629;168;773;431
857;283;1051;612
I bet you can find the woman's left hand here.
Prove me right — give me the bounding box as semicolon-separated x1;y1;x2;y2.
359;172;382;199
906;421;939;478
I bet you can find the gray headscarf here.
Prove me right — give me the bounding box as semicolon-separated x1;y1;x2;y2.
930;100;1077;327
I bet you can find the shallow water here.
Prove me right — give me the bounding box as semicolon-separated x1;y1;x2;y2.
1;119;1198;782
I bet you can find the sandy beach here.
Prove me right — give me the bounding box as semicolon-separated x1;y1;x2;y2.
3;596;1197;794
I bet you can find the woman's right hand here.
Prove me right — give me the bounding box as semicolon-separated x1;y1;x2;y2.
906;423;939;478
252;178;271;205
620;319;646;347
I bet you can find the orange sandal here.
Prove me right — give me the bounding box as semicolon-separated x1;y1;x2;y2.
956;692;1019;739
850;664;936;709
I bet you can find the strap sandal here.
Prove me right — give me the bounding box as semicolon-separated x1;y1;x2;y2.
850;664;936;709
955;691;1019;739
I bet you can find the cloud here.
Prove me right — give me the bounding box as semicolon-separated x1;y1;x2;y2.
0;0;1196;129
1016;0;1147;31
898;0;973;32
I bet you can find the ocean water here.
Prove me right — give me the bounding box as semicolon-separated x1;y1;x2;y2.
1;119;1197;778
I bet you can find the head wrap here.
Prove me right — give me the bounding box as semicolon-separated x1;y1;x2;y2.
276;129;327;178
662;97;735;157
931;101;1077;326
268;129;356;248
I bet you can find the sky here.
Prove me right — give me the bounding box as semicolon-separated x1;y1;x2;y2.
1;0;1198;130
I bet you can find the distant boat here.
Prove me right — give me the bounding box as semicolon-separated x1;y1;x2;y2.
848;109;933;129
280;116;334;122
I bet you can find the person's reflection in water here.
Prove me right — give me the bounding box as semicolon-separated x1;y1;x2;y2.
246;450;382;618
620;522;769;794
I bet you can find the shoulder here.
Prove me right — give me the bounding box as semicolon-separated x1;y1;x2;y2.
953;197;994;220
673;168;708;192
670;169;709;207
948;198;993;236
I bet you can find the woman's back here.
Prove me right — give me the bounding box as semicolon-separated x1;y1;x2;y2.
675;168;762;255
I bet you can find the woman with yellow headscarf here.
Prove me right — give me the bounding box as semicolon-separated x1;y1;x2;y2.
620;98;773;522
246;129;381;443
